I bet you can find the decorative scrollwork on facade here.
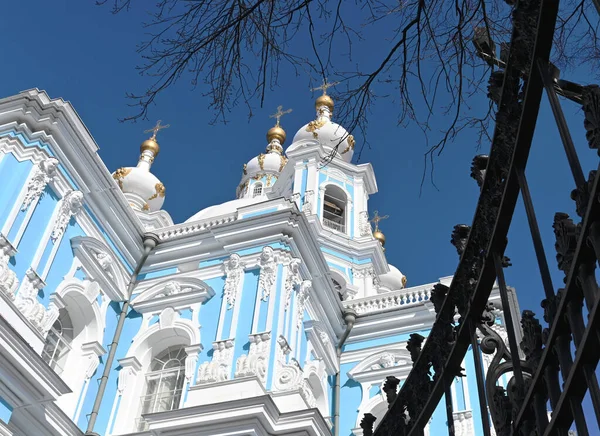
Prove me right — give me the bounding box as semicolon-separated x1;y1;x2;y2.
21;158;59;212
51;190;84;242
284;258;301;311
273;335;303;391
306;118;327;138
147;183;166;201
235;332;271;384
359;211;372;237
112;167;131;190
295;280;312;329
14;268;52;332
223;254;244;309
197;339;235;384
453;410;475;436
258;247;277;301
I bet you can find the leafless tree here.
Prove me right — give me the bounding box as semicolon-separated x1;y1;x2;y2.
99;0;600;170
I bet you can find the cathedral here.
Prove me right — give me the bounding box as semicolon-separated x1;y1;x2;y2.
0;87;519;436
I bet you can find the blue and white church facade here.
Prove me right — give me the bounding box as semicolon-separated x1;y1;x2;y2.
0;88;520;436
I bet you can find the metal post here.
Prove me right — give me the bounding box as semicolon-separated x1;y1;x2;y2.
469;320;491;436
444;382;455;436
536;59;585;187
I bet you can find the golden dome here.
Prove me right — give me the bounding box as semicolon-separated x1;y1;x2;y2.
140;138;160;156
267;125;286;145
315;94;334;112
373;230;386;247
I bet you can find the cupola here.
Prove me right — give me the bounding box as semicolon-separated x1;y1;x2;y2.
112;121;168;212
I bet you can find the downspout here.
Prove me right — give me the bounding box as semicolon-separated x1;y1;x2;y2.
85;232;159;436
333;309;357;436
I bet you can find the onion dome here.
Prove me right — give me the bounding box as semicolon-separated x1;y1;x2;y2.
112;121;168;212
237;107;291;198
287;79;355;163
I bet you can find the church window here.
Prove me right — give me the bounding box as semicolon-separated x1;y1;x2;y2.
253;183;263;197
138;346;187;430
42;308;74;375
322;185;347;233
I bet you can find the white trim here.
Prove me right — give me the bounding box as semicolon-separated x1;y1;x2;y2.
29;200;60;272
1;164;36;239
228;270;247;339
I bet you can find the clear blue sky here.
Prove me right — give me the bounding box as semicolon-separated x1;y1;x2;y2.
1;1;597;329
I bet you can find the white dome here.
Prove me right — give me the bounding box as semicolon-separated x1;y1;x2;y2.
245;152;287;177
289;117;354;163
112;166;165;212
379;264;407;291
186;195;266;222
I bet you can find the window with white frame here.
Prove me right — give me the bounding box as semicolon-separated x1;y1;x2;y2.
253;182;263;197
322;185;347;233
42;308;74;375
137;346;187;430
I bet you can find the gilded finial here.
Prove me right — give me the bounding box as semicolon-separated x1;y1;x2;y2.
270;105;292;127
311;78;339;96
370;211;389;232
144;120;170;141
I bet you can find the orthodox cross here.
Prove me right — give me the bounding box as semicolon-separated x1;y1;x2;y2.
144;120;170;141
269;105;292;127
311;78;339;95
370;211;389;231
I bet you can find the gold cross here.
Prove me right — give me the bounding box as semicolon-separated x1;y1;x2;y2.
311;78;339;96
370;211;389;231
144;120;170;141
269;105;292;126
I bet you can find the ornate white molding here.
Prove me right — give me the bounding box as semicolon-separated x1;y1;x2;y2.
132;277;215;313
359;211;371;237
21;157;59;212
117;356;142;396
273;335;303;392
296;280;312;329
0;233;19;300
235;332;271;384
258;247;277;301
81;341;107;381
284;258;302;311
453;410;474;436
184;344;203;384
302;190;314;215
223;254;244;309
304;320;337;375
51;190;84;242
14;268;50;332
197;339;235;384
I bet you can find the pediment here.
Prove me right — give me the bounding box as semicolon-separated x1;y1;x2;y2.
347;348;412;383
132;277;215;313
71;236;128;301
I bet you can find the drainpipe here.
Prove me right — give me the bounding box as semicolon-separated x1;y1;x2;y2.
333;309;357;436
85;232;159;436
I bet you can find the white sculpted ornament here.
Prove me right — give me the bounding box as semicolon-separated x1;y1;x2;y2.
235;332;271;383
284;258;302;310
51;190;84;242
21;158;59;212
296;280;312;329
14;269;52;332
223;254;244;309
359;211;372;237
302;191;314;215
258;247;277;301
197;339;234;384
0;236;18;300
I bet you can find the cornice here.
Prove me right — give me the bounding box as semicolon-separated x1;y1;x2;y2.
0;89;146;266
286;141;378;194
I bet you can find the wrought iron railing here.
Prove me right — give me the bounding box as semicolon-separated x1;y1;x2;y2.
357;0;600;434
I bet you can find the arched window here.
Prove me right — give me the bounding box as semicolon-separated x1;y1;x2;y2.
322;185;347;233
138;346;187;429
42;308;73;375
253;183;263;197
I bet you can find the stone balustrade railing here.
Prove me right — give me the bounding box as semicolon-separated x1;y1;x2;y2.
342;285;432;315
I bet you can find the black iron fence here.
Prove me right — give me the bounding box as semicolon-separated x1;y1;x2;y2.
360;0;600;434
